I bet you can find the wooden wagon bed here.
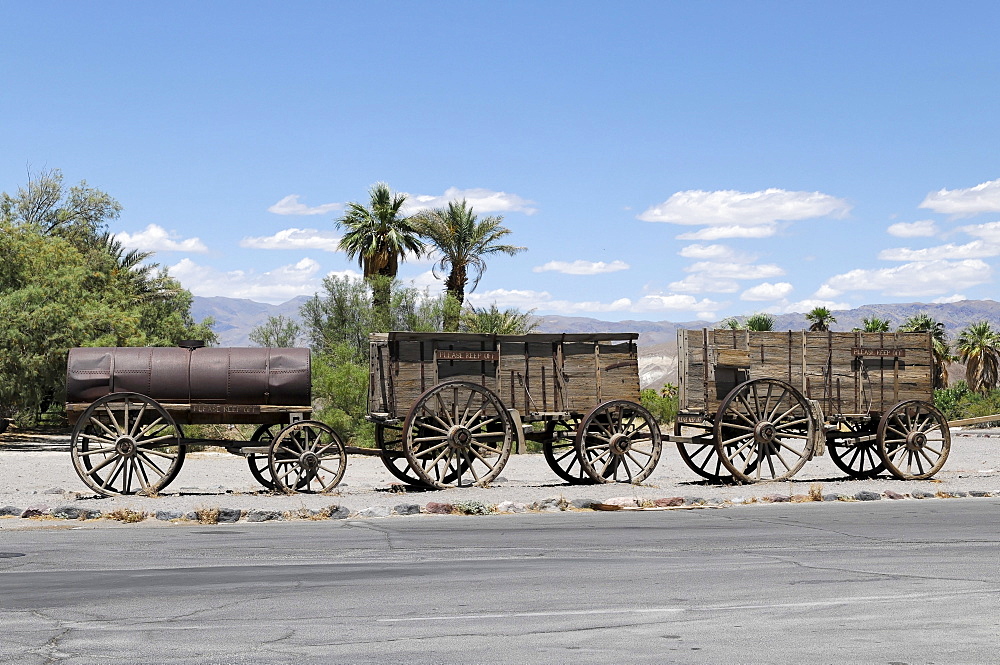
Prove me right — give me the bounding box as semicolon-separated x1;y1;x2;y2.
677;329;935;420
672;328;948;483
367;331;661;488
368;331;641;420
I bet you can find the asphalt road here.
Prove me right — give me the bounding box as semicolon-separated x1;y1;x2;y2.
1;499;998;665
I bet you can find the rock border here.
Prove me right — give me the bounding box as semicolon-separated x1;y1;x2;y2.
1;489;996;525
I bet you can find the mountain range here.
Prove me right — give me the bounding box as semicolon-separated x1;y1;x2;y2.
191;296;1000;389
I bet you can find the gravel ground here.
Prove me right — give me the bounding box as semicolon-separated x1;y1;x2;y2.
1;428;998;527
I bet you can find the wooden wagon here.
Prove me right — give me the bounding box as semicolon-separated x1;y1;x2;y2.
367;331;662;488
64;343;349;496
671;329;951;483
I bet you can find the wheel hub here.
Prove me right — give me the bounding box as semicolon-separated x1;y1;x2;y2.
906;431;927;450
610;432;632;455
299;451;320;472
115;436;137;457
448;426;474;451
754;422;777;445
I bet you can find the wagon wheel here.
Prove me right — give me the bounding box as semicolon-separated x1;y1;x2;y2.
247;424;279;490
376;422;431;487
714;379;815;483
70;392;186;497
673;420;740;483
576;400;663;484
827;420;885;479
877;400;951;480
402;381;513;489
268;420;348;494
542;417;596;484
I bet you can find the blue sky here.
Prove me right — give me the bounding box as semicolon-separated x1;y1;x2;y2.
4;1;1000;321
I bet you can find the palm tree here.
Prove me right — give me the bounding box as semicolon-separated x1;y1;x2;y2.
855;316;891;332
805;306;836;331
461;304;537;334
956;321;1000;394
337;182;424;318
719;313;774;331
413;200;526;331
745;312;775;331
899;313;953;389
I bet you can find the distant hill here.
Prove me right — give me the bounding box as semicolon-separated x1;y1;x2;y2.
191;296;1000;389
191;295;311;346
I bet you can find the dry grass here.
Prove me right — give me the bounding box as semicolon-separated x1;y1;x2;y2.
808;483;824;502
194;507;220;524
105;508;149;523
452;500;496;515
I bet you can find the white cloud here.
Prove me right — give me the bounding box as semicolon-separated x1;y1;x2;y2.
685;261;785;279
403;269;443;293
669;273;740;294
466;289;554;311
632;293;723;313
677;244;750;261
403;187;537;215
741;282;794;301
116;224;208;253
887;220;937;237
933;294;966;303
532;260;629;275
781;299;852;314
960;220;1000;242
919;178;1000;216
465;288;721;315
240;228;342;252
813;284;842;299
638;188;851;233
169;257;361;304
820;259;991;298
676;224;779;240
878;240;1000;261
267;195;341;216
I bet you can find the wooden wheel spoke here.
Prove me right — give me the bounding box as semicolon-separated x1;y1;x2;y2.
471;441;504;456
723;423;755;433
78;446;114;457
135;417;167;440
101;456;126;489
415;439;450;458
762;381;777;421
722;431;754;447
916;447;939;466
84;452;121;477
434;393;454;427
133;459;154;493
89;416;119;440
136;434;177;447
102;404;125;435
730;407;759;429
136;451;169;479
773;442;804;462
765;389;789;422
413;434;449;444
459;389;477;425
460;406;488;429
584;437;612;451
128;403;148;437
736;393;760;420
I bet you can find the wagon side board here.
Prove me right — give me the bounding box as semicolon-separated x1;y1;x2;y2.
368;332;642;420
676;328;935;419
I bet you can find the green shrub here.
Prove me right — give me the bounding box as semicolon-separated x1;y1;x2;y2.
640;387;678;427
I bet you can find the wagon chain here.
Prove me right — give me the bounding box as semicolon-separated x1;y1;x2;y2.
515;372;540;410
